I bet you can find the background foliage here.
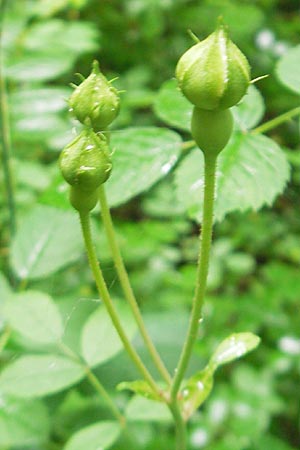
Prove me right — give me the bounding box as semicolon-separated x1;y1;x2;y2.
0;0;300;449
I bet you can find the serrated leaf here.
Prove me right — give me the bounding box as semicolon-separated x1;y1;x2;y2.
276;45;300;94
106;127;182;206
153;79;265;132
209;332;261;370
125;396;172;423
175;132;290;222
11;205;83;280
0;355;85;398
4;291;63;345
180;366;214;420
117;380;162;401
81;301;137;367
64;421;121;450
0;396;49;447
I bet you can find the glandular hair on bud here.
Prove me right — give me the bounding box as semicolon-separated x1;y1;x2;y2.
59;128;112;192
69;61;120;131
191;107;233;156
176;22;250;111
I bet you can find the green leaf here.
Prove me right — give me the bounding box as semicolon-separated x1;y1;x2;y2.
153;80;265;132
107;127;182;206
4;290;64;345
232;85;265;130
209;332;261;370
180;366;214;420
81;301;137;367
64;421;121;450
5;53;75;82
117;380;162;401
175;132;290;222
0;355;85;398
10;87;71;116
11;205;83;280
24;20;99;56
153;79;191;131
13;115;68;141
276;45;300;94
125;396;172;423
0;396;49;447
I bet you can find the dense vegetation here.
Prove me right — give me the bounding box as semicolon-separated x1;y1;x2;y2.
0;1;300;449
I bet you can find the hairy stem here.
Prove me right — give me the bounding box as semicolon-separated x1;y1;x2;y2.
79;211;162;398
252;106;300;135
98;185;171;384
171;154;217;401
0;0;16;236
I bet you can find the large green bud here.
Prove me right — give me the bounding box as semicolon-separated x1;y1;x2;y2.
176;22;250;110
59;128;112;193
69;61;120;131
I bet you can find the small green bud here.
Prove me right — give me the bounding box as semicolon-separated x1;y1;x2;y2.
176;22;250;110
59;128;112;192
191;107;233;156
69;61;120;131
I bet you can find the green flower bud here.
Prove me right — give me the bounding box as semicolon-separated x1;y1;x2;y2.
176;22;250;110
69;61;120;131
191;107;233;157
59;128;112;192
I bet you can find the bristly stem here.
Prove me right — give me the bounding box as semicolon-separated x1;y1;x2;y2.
79;211;163;398
98;185;172;385
170;154;217;401
0;0;16;236
252;106;300;135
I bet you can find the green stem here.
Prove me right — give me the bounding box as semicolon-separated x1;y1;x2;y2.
181;140;196;152
84;367;125;425
79;211;162;398
0;0;16;236
252;106;300;135
169;402;187;450
98;185;171;384
171;154;217;401
59;341;125;426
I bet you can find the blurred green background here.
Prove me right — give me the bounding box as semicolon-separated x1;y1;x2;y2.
0;0;300;449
